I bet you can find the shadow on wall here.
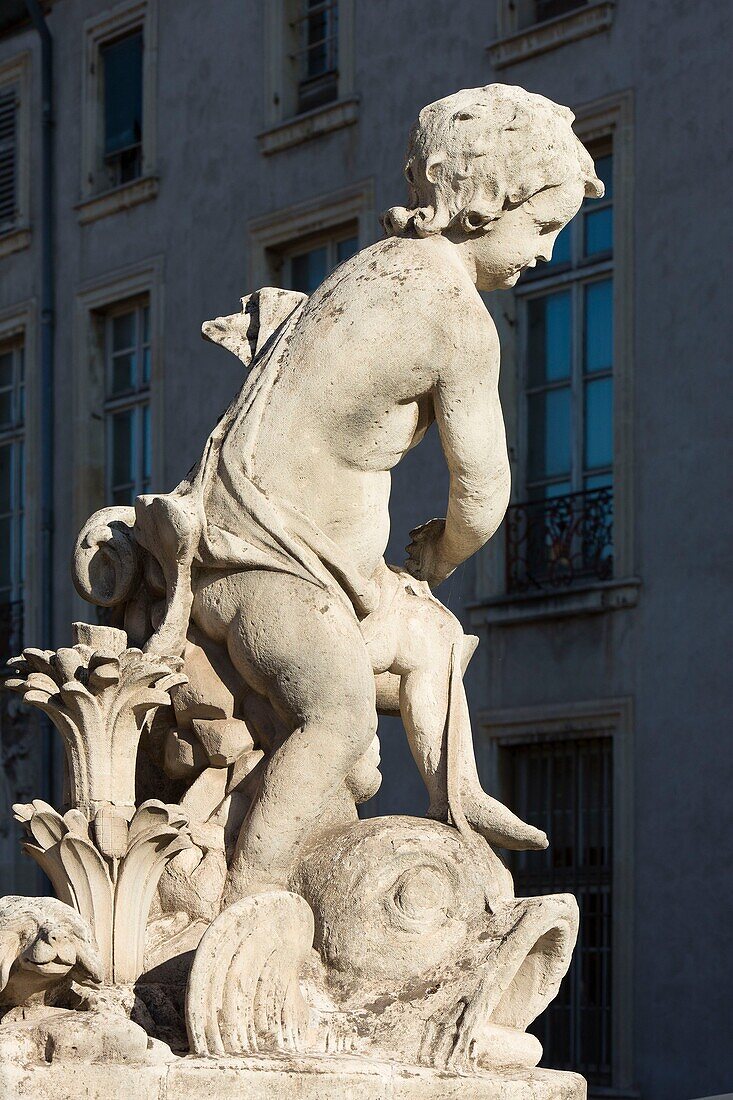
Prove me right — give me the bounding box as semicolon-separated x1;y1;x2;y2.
360;715;428;819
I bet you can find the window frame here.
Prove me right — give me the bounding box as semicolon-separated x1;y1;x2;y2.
0;302;38;655
292;0;340;115
0;337;25;614
248;179;374;290
473;91;634;611
102;297;151;505
80;0;158;210
0;51;31;257
99;28;145;190
477;697;635;1096
516;142;614;503
501;731;614;1083
274;224;359;294
262;0;356;147
72;259;163;568
488;1;615;70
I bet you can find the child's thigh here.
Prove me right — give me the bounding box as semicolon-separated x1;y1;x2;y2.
225;570;375;726
364;571;465;676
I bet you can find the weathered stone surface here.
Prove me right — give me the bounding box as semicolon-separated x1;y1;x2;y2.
0;896;102;1008
1;1056;586;1099
1;84;601;1092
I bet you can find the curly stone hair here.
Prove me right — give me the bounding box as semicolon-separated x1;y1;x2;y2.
381;84;604;239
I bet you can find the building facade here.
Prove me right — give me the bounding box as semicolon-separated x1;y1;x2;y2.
0;1;731;1097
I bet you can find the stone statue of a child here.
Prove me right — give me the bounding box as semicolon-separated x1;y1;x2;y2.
75;84;603;902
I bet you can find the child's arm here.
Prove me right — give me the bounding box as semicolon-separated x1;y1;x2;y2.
406;311;510;587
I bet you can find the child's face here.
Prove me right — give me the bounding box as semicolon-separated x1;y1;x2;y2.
470;176;586;291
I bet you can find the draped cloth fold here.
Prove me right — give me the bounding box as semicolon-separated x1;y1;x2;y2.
133;292;379;657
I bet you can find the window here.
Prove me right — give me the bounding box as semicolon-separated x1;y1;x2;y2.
280;229;358;294
507;148;614;593
489;2;614;69
505;0;590;33
103;300;151;505
262;0;355;149
249;182;371;289
0;53;30;252
0;85;18;229
534;0;587;24
0;340;24;663
501;734;613;1085
80;3;157;216
100;30;143;188
293;0;339;114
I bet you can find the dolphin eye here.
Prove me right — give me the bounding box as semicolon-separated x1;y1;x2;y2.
387;865;452;932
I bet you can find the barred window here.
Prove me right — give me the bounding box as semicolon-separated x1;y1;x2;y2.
0;86;18;228
501;735;613;1085
103;300;151;505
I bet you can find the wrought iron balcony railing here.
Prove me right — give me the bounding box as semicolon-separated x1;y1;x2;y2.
505;487;613;594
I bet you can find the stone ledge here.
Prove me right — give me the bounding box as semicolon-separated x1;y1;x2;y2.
258;96;359;155
468;577;640;628
75;175;159;225
0;225;30;259
487;2;615;69
1;1054;587;1099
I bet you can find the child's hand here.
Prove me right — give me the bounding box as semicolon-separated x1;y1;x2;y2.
405;519;456;588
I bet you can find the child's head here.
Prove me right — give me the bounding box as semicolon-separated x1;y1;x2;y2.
382;84;604;288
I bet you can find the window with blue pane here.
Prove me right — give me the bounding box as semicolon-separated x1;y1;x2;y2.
103;300;151;505
101;30;143;188
283;228;358;296
508;144;614;592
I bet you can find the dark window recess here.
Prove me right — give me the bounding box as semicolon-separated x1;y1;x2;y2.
293;0;339;114
0;598;22;668
535;0;588;22
0;342;24;665
101;31;143;187
0;87;18;227
502;735;613;1085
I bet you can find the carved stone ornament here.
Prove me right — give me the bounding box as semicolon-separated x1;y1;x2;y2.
1;85;605;1097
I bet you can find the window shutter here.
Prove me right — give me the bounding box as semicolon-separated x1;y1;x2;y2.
0;87;17;226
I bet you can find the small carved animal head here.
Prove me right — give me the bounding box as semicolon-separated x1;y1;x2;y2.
292;815;512;988
0;896;103;1008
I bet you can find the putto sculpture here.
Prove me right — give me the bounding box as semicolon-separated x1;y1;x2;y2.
1;85;603;1098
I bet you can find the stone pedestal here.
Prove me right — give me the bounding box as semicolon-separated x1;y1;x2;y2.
2;1054;586;1100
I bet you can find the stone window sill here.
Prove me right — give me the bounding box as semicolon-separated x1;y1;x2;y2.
467;576;640;628
258;96;359;156
487;1;615;69
75;175;159;226
0;225;30;259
